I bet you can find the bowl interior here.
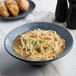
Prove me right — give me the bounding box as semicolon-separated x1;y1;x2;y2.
4;22;73;62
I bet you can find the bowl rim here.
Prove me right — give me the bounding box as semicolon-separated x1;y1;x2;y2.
4;22;74;63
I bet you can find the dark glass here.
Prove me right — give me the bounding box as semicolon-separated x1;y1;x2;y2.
67;0;76;29
55;0;68;22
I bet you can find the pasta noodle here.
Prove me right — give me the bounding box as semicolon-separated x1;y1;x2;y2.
13;28;65;60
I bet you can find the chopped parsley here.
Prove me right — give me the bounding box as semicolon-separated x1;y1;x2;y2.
39;44;42;46
32;33;34;35
54;49;57;52
25;40;27;43
22;37;25;40
51;42;54;45
29;39;31;42
32;41;37;46
23;37;27;43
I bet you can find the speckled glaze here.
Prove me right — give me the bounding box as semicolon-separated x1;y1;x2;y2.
4;22;73;66
0;0;35;20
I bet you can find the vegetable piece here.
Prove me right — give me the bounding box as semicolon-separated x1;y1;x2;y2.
54;49;57;52
32;41;36;46
32;33;34;35
23;37;27;43
51;42;54;45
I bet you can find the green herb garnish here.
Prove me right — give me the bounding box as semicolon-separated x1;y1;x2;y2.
32;41;36;46
23;37;27;43
45;50;47;52
37;53;41;55
44;39;46;40
25;40;27;43
51;42;54;45
29;39;31;42
48;45;50;47
39;44;42;46
54;49;57;52
42;33;43;35
32;33;34;35
41;39;43;41
23;37;25;40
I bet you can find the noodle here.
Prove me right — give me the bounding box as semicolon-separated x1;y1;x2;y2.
13;28;65;60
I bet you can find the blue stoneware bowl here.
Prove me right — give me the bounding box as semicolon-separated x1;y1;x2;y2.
4;22;73;66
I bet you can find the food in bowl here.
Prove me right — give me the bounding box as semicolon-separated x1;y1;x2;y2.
13;28;65;60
